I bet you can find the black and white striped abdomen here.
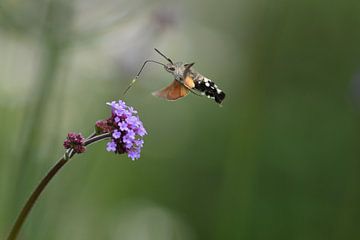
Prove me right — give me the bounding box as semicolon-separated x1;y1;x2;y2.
194;77;225;104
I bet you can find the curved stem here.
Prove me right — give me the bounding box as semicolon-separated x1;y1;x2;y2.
85;132;111;146
6;157;68;240
6;132;111;240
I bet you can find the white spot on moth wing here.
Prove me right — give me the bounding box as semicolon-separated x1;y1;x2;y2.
217;89;222;94
204;78;209;83
205;82;210;87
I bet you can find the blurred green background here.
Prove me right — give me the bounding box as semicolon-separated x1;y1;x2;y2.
1;0;360;239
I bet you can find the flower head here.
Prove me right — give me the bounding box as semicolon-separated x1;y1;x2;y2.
63;132;86;153
97;100;147;160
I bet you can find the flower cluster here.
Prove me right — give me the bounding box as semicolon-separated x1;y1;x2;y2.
63;132;86;153
101;100;147;160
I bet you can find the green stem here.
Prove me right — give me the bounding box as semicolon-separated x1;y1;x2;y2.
6;157;68;240
6;132;111;240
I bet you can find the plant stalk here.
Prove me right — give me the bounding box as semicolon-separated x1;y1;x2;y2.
6;132;111;240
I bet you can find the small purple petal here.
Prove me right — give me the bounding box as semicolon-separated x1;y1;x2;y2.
126;116;139;125
124;140;133;149
125;130;135;140
122;109;132;118
123;130;136;149
128;148;141;160
117;100;126;108
128;106;138;114
106;141;117;152
106;101;117;108
114;109;125;116
112;130;121;139
136;126;147;136
114;116;121;123
134;139;144;148
118;121;128;131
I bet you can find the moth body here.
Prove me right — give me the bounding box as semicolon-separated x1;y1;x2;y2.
163;62;225;104
128;48;226;104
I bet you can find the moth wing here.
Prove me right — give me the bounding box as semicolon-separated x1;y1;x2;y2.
183;76;195;89
152;80;190;101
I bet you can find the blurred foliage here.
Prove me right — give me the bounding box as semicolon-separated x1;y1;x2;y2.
1;0;360;239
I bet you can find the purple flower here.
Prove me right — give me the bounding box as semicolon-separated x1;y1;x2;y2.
117;100;127;109
106;141;117;152
123;130;135;149
125;130;135;140
128;148;141;160
118;121;128;131
114;116;121;123
114;109;126;117
112;130;121;139
102;100;147;160
124;140;133;149
134;139;144;148
107;100;126;110
128;107;137;114
136;125;147;137
126;115;139;125
106;101;117;108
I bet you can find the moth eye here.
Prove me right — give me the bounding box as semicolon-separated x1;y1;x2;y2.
168;67;175;71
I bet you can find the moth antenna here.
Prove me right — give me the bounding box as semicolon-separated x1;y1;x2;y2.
154;48;173;64
123;60;166;96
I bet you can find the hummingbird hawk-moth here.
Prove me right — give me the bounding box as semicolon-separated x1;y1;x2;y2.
124;48;226;104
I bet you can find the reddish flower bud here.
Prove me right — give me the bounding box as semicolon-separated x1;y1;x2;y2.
63;132;86;154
